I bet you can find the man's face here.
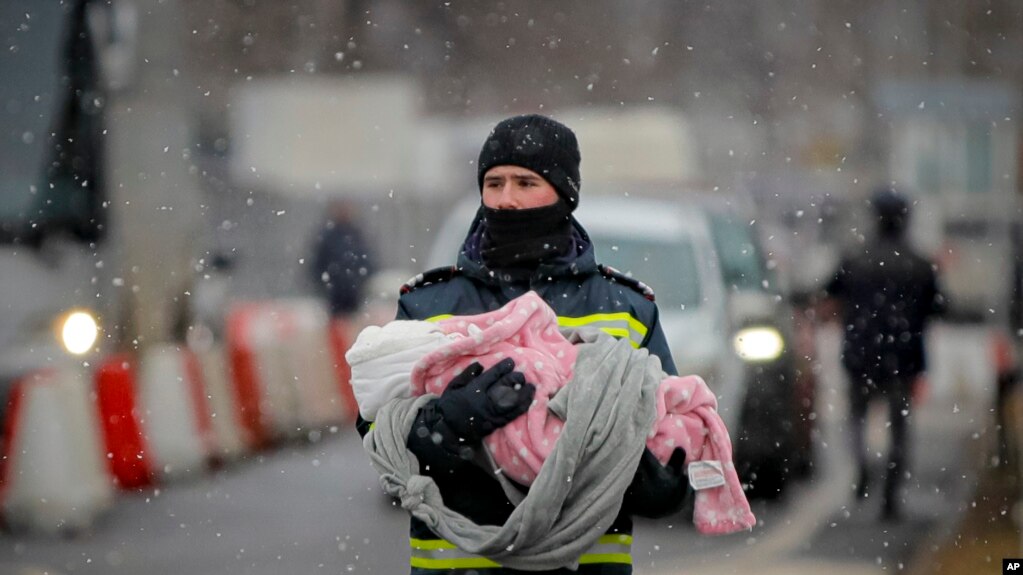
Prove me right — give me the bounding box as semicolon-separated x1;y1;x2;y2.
481;165;560;209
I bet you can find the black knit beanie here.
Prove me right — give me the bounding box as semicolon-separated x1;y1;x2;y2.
477;114;582;211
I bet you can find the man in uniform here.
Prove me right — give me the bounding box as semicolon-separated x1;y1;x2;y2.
360;114;690;573
825;186;945;521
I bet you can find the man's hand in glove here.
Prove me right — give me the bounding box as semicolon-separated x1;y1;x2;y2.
624;448;692;518
434;358;536;444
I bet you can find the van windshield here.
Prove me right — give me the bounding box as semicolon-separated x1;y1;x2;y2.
594;235;702;311
706;212;769;292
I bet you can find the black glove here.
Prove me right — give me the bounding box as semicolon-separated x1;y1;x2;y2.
623;448;691;519
434;358;536;445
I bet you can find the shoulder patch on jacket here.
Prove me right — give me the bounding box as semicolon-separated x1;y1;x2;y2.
400;266;460;295
598;264;656;302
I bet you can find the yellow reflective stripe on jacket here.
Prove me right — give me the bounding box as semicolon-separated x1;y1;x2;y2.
583;534;634;564
425;312;648;348
578;553;632;565
411;556;503;569
409;538;501;569
409;534;632;569
557;313;648;349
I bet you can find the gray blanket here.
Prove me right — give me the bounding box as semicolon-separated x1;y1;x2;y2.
362;328;663;571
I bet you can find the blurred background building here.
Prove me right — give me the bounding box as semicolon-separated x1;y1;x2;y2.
161;0;1023;327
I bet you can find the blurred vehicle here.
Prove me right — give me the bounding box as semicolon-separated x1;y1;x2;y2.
698;200;816;496
0;1;120;393
427;193;814;498
575;197;743;430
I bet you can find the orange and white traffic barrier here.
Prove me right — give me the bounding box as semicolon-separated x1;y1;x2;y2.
0;368;114;534
277;299;347;432
137;345;216;480
226;303;270;449
95;354;154;489
192;344;248;462
328;318;359;421
226;303;302;447
992;328;1018;379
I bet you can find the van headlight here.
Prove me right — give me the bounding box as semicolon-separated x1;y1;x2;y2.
733;326;784;362
59;310;99;355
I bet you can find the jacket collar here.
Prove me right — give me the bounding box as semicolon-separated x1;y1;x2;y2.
455;207;597;285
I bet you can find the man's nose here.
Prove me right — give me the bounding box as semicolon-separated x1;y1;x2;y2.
495;183;518;209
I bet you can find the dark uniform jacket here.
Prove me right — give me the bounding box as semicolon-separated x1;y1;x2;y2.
826;236;945;383
362;213;688;574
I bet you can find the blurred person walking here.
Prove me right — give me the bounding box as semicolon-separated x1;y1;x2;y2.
310;199;375;319
824;186;946;521
181;251;236;347
359;114;693;573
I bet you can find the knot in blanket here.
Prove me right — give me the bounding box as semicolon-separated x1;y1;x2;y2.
387;474;436;512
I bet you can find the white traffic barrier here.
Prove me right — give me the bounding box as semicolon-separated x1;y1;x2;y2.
0;368;114;534
137;345;214;480
926;323;997;407
278;299;347;432
193;345;248;462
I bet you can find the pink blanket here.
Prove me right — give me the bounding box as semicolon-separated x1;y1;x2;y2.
410;291;756;535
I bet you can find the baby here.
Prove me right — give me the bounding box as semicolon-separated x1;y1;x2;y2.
346;291;755;535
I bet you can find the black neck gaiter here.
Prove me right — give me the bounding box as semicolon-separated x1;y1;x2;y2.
480;200;575;271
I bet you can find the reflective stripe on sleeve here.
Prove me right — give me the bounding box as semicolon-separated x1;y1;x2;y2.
409;534;633;569
425;311;650;348
557;313;648;349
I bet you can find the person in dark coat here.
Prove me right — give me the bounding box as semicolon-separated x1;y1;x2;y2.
311;199;375;317
359;114;690;574
825;186;946;521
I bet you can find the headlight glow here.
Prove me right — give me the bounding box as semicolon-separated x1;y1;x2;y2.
61;311;99;355
733;326;784;362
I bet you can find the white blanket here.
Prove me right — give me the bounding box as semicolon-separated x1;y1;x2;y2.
345;321;452;420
